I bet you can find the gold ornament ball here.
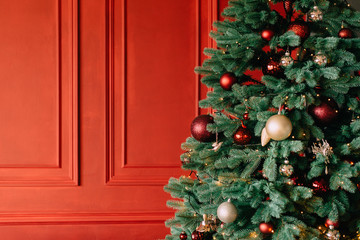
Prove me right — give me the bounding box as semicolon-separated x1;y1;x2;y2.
265;115;292;141
217;199;238;223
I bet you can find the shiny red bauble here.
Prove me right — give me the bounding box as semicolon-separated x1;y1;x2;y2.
311;178;329;194
233;126;252;145
308;97;339;126
288;21;310;39
179;231;188;240
338;28;354;39
262;55;284;78
325;219;339;228
259;222;274;234
220;72;237;90
191;230;204;240
243;112;250;120
191;115;215;142
261;29;274;41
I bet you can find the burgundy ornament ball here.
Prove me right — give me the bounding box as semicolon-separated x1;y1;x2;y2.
311;178;329;194
308;97;339;126
262;54;284;78
261;29;274;41
288;21;310;39
233;126;252;145
180;231;188;240
191;230;204;240
325;219;339;228
338;28;354;39
191;115;215;142
259;222;274;234
220;72;237;90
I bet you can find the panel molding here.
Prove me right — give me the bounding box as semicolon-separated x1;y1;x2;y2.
0;0;78;186
0;211;173;225
105;0;207;186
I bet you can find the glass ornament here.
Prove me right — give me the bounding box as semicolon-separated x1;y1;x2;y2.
279;160;294;177
313;52;328;67
308;6;323;22
280;51;294;67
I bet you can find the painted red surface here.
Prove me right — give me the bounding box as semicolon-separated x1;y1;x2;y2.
0;0;283;239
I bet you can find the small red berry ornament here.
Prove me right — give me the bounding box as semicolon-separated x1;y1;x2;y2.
325;219;339;228
233;121;252;145
338;27;354;39
311;178;329;194
262;54;284;78
180;231;188;240
220;72;237;90
259;222;274;234
308;97;339;126
288;21;310;40
191;115;215;142
261;29;274;41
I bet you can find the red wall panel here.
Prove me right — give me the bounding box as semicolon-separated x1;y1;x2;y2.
0;0;77;185
0;0;228;239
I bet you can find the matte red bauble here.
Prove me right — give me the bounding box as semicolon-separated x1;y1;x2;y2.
191;115;215;142
262;55;284;78
191;230;204;240
220;72;237;90
308;97;339;126
311;178;329;194
338;28;354;39
325;219;339;228
261;29;274;41
288;21;310;39
233;126;252;145
259;222;274;234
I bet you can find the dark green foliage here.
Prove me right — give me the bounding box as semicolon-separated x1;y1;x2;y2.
165;0;360;239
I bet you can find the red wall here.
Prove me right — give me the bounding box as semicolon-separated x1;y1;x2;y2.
0;0;228;239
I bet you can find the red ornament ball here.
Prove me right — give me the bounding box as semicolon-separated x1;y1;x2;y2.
261;29;274;41
243;112;250;120
325;219;339;228
191;230;204;240
220;72;237;90
259;222;274;234
355;70;360;76
191;115;215;142
311;178;329;194
262;55;284;78
308;97;339;126
338;28;354;39
288;21;310;39
233;126;252;145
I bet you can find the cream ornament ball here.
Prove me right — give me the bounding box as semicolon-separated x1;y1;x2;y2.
265;114;292;141
217;199;238;224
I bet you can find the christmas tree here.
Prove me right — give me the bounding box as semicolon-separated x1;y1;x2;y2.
164;0;360;239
